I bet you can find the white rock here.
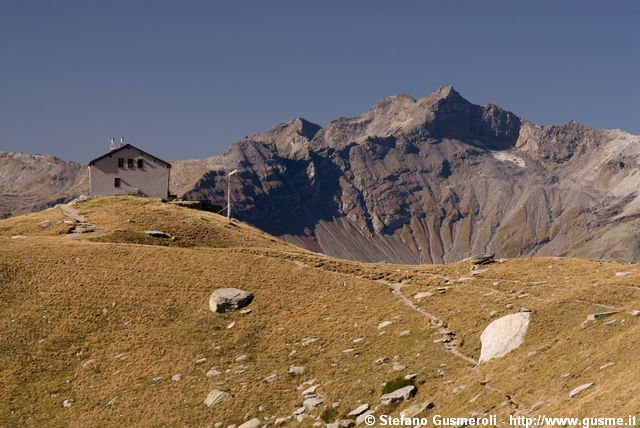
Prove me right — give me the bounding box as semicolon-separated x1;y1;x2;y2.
288;365;305;376
62;398;74;408
399;330;410;337
274;418;288;426
392;362;406;371
586;311;617;322
204;389;231;407
569;383;593;398
238;419;261;428
377;320;393;329
479;312;530;362
347;403;369;417
106;396;119;406
236;354;249;362
380;385;416;405
615;271;632;277
262;373;277;382
630;309;640;317
171;373;182;381
195;357;207;365
209;288;254;313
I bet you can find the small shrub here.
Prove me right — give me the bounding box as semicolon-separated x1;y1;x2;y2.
382;376;415;394
320;407;337;422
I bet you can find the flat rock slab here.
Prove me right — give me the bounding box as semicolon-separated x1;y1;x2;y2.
347;403;369;417
204;389;231;407
479;312;530;362
209;288;254;313
569;383;594;398
380;385;416;405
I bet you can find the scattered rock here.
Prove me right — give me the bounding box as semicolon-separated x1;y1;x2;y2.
207;368;221;377
355;410;375;426
209;288;254;313
414;292;433;300
288;365;305;376
615;271;632;277
352;338;365;344
380;385;416;405
171;374;182;381
569;383;593;398
302;385;319;397
81;359;96;370
11;235;26;240
62;398;74;408
374;357;389;365
392;362;406;371
240;308;252;315
144;230;172;238
227;321;236;329
204;389;231;407
347;403;369;417
377;320;393;329
586;311;618;322
236;354;249;363
469;254;495;266
400;401;433;418
262;373;277;382
328;420;356;428
599;362;615;370
303;396;324;409
629;309;640;317
106;396;119;406
274;418;288;426
399;330;410;337
404;373;417;381
39;220;51;228
195;358;207;365
238;418;261;428
479;312;530;362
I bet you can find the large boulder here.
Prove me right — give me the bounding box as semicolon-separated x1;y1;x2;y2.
209;288;254;313
479;312;530;362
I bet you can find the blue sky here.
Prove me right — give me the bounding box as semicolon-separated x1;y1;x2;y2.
1;1;638;162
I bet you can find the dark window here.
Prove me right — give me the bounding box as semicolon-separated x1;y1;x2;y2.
118;158;124;167
128;159;134;168
114;178;121;188
137;159;144;168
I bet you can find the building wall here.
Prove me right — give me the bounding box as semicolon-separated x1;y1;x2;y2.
90;147;170;198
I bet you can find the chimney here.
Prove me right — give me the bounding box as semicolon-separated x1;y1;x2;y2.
109;138;116;151
120;137;125;148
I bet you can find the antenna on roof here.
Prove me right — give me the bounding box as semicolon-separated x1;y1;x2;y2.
109;138;116;151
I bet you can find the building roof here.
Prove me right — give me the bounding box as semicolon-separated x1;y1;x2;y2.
88;144;171;168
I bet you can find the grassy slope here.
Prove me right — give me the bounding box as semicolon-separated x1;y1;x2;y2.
0;197;638;426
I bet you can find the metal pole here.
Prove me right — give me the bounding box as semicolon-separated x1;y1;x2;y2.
227;173;231;221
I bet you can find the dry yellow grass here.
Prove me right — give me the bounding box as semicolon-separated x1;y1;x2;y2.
0;197;638;427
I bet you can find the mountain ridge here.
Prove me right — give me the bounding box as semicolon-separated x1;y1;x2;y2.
2;85;640;263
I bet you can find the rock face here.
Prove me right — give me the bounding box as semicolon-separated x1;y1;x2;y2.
479;312;530;362
209;288;254;313
5;86;640;264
